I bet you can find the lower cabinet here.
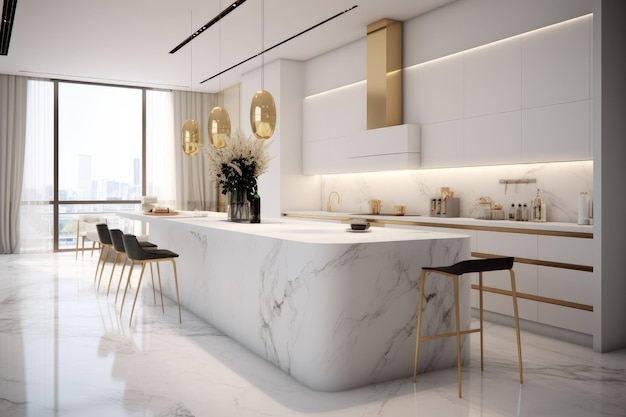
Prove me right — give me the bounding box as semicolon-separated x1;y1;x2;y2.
389;223;594;337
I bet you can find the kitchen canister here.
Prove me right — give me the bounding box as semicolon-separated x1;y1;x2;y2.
578;192;590;225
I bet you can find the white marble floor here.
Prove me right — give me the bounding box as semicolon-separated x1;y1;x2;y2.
0;252;625;417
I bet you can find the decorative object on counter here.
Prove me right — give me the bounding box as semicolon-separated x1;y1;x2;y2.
394;205;406;216
327;191;340;212
141;196;158;212
508;204;516;220
431;187;459;218
578;192;591;225
249;192;261;223
532;189;547;222
474;196;493;220
491;203;505;220
228;188;250;222
203;128;271;222
348;219;370;231
368;199;381;215
144;207;178;216
499;178;537;194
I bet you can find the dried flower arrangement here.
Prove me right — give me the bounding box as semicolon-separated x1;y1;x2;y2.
203;129;272;197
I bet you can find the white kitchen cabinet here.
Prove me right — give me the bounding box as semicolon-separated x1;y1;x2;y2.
522;100;591;162
537;234;594;266
521;15;591;109
420;120;464;168
415;54;464;125
538;304;593;335
475;230;537;259
464;36;522;118
463;111;522;166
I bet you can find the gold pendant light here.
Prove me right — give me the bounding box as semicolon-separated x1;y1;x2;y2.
209;0;231;148
208;106;230;148
249;0;276;139
250;90;276;139
182;10;201;156
181;118;201;155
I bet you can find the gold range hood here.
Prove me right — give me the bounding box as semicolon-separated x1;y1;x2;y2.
366;18;403;129
342;17;418;172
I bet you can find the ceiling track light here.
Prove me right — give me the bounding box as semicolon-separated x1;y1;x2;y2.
0;0;18;55
169;0;248;54
200;5;359;84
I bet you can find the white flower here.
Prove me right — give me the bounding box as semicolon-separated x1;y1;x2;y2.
203;129;272;194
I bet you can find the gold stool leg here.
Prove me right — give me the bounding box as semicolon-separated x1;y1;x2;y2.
479;271;484;371
114;255;128;304
106;252;120;296
129;262;147;326
413;271;427;382
156;261;165;313
120;261;135;314
171;259;182;323
509;269;523;385
96;246;109;291
453;275;462;398
94;245;106;286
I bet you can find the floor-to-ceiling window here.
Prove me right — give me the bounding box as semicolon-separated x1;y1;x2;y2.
19;80;175;253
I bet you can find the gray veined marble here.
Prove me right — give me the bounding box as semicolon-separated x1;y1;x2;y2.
1;252;626;416
134;213;471;391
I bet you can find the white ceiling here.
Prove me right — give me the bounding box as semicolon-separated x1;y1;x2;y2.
0;0;456;93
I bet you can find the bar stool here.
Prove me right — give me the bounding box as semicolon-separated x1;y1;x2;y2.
108;228;157;299
94;223;115;289
120;234;182;326
95;224;156;292
75;215;106;259
413;257;523;398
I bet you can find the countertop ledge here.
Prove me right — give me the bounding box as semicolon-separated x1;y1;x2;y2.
282;211;594;236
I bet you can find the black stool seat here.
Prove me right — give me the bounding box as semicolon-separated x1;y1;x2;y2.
414;256;523;398
109;228;157;302
120;234;182;326
95;223;157;292
423;257;514;275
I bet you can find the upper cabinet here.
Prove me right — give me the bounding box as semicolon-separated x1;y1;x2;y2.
303;81;420;174
414;14;592;168
302;15;593;174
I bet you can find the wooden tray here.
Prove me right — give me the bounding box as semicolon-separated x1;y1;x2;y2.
143;210;178;216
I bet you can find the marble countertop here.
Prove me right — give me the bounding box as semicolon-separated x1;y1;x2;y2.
119;211;469;244
282;210;594;234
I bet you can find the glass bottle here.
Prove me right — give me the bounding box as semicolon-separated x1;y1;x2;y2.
532;189;545;222
249;192;261;223
516;204;522;221
508;204;516;220
522;204;529;221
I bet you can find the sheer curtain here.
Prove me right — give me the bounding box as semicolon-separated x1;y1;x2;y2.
146;90;177;208
19;79;54;253
0;75;28;254
172;90;221;211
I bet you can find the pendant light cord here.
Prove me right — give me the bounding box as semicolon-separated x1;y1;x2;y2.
261;0;264;90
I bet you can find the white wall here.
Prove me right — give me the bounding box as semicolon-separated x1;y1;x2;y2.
592;0;626;353
242;60;320;217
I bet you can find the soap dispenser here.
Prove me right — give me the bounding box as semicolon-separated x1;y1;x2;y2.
532;189;546;222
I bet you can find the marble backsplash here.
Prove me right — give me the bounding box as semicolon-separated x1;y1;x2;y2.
321;160;593;223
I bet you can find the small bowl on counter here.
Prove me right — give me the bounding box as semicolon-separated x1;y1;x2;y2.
348;219;370;231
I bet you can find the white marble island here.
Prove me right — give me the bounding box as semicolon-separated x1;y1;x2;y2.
118;211;470;391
